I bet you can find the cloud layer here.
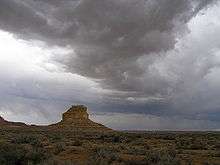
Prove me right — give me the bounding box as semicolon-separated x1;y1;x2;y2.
0;0;220;130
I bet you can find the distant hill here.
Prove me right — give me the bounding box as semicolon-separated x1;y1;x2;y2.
0;116;27;127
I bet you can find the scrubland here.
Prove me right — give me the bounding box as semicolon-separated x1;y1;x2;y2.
0;127;219;165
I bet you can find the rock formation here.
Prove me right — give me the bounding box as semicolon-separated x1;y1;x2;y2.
52;105;110;131
62;105;89;123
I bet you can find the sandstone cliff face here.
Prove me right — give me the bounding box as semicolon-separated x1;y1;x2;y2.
53;105;110;131
62;105;89;123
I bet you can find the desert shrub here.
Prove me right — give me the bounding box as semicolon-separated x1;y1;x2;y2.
25;148;49;164
176;137;207;150
175;137;191;149
130;138;149;148
143;149;180;165
98;133;124;143
120;148;180;165
131;138;145;144
46;133;62;142
72;139;83;146
214;142;220;150
0;140;50;165
53;142;66;154
113;135;121;143
88;147;120;165
123;133;145;144
185;159;193;165
123;159;146;165
161;134;176;140
0;142;27;165
190;140;207;150
112;133;128;143
97;133;127;143
11;134;42;147
40;157;75;165
202;161;219;165
125;145;149;156
98;134;107;141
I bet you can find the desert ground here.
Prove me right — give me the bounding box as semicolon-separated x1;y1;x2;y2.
0;127;220;165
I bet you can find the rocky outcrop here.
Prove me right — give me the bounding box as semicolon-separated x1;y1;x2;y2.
62;105;89;123
52;105;110;131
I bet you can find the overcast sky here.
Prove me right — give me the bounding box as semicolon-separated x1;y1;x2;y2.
0;0;220;130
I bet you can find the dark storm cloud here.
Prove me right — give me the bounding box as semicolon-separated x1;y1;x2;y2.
0;0;216;93
0;0;220;129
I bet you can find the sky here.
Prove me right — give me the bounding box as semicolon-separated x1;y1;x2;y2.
0;0;220;130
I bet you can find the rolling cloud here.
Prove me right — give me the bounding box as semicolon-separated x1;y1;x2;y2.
0;0;220;130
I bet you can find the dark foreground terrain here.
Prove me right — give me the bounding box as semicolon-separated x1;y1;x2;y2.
0;126;219;165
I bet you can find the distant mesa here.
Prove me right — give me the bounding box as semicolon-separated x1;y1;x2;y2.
51;105;110;131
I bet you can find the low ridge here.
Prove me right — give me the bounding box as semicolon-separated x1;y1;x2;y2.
0;116;7;124
0;116;27;127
